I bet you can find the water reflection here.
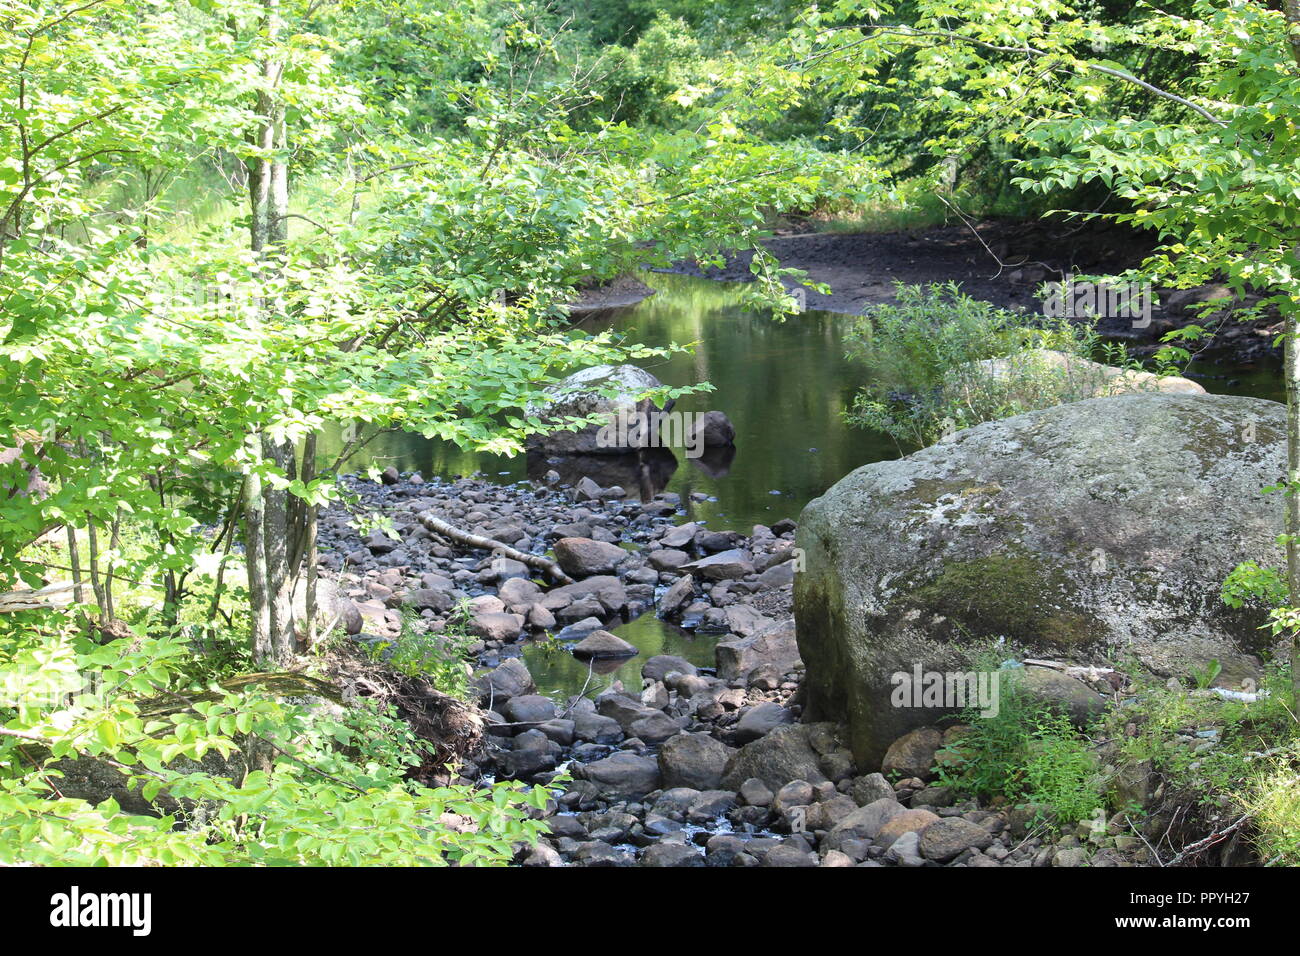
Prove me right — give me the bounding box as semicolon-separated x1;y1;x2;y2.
525;446;679;500
518;612;718;702
317;272;901;531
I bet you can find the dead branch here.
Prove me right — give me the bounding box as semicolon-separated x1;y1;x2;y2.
415;512;573;584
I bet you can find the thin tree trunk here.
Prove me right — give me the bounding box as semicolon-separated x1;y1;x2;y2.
84;513;105;627
1286;310;1300;707
261;435;295;662
243;434;273;662
1282;2;1300;706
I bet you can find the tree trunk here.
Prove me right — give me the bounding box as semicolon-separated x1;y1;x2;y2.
243;0;296;665
1281;2;1300;705
243;434;273;662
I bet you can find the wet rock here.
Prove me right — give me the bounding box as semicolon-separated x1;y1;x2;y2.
657;575;696;618
716;619;801;683
572;841;636;866
640;844;704;867
571;630;638;661
642;655;697;683
682;549;754;581
503;694;558;724
658;733;736;791
687;790;737;823
720;723;839;791
574;752;661;799
733;701;794;744
628;710;684;745
553;537;630;578
648;549;689;571
473;658;535;703
919;817;995;862
573;712;623;744
763;844;817;867
688;410;736;448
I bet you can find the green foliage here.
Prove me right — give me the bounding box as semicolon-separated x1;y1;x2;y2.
843;283;1142;448
0;615;551;865
368;604;477;700
938;667;1104;828
1216;561;1289;613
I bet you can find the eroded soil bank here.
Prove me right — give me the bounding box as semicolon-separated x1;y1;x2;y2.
666;220;1282;365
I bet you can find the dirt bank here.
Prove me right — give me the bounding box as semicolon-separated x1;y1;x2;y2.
666;220;1282;365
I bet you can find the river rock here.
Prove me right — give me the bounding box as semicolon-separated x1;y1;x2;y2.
682;549;753;581
657;574;695;618
574;751;661;799
553;537;630;578
720;722;841;792
795;393;1288;767
733;701;794;744
716;619;801;683
875;808;940;848
469;611;525;643
688;410;736;448
473;658;535;703
919;817;995;862
642;654;697;683
571;630;638;661
526;364;666;455
658;733;736;790
503;694;557;724
881;727;943;780
628;710;684;744
640;844;704;867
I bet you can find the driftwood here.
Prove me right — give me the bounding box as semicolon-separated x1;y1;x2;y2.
415;512;573;584
0;580;76;613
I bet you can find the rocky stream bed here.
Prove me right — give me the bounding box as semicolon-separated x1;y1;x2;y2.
313;469;1168;868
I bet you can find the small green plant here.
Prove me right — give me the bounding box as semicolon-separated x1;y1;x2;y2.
368;603;477;699
844;283;1156;448
1241;743;1300;865
937;666;1104;828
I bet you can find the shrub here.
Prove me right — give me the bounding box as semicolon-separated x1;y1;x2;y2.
937;666;1105;828
844;282;1146;448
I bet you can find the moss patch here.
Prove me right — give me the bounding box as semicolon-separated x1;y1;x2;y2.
901;551;1105;650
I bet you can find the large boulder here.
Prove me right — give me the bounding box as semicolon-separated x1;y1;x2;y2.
525;364;666;455
950;348;1205;405
553;537;630;578
795;394;1287;768
720;722;849;792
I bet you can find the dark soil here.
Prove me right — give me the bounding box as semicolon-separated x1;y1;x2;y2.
665;220;1283;365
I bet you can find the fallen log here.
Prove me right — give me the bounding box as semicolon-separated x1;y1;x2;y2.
415;512;573;584
0;581;76;613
